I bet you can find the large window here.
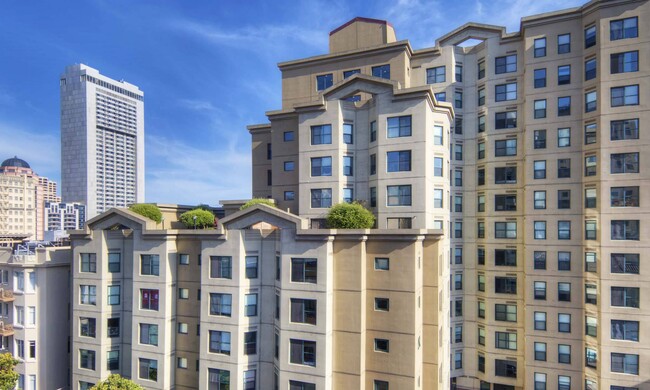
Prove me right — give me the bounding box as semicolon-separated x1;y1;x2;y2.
495;332;517;350
611;186;639;207
291;299;317;325
387;116;411;138
611;320;639;341
610;17;638;40
611;253;639;274
611;118;639;140
291;258;317;283
427;66;445;83
140;289;159;311
494;195;516;211
80;285;96;305
494;359;517;378
290;339;316;366
80;349;95;370
611;153;639;173
495;167;517;184
495;222;516;238
210;256;232;279
611;85;639;106
495;55;517;74
140;255;160;276
495;111;517;129
372;64;390;79
387;151;411;172
209;293;232;316
611;287;639;308
139;358;157;381
310;189;332;208
495;304;516;322
310;157;331;177
316;74;333;91
209;331;231;355
495;140;517;157
140;324;158;346
494;277;517;294
611;353;639;375
80;253;96;273
611;220;639;240
208;369;230;389
80;318;96;338
611;51;638;74
495;83;517;101
311;125;332;145
387;185;411;206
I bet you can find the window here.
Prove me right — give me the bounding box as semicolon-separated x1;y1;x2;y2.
311;125;332;145
583;316;598;337
611;186;639;207
316;74;333;91
478;88;485;106
535;311;547;330
584;189;597;209
243;370;256;390
310;188;332;208
534;251;546;270
434;157;443;177
291;258;317;283
433;189;443;208
557;190;571;209
374;258;389;271
477;248;485;266
290;339;316;366
494;277;517;294
477;115;486;133
387;151;411;172
372;64;390;79
343;188;353;203
477;195;485;212
583;156;597;177
209;330;231;355
245;294;257;316
611;51;638;74
478;61;485;79
495;139;517;157
558;344;571;364
558;65;571;85
495;167;517;184
534;161;546;179
178;254;189;265
454;144;463;161
495;332;517;350
534;281;547;299
611;152;639;174
495;222;516;238
534;38;546;57
80;253;96;273
370;154;376;175
107;285;120;305
454;325;463;343
284;131;294;141
80;349;95;370
558;221;571;239
534;99;546;118
478;301;485;318
558;252;571;270
387;185;411;206
610;17;638;40
243;256;259;279
370;121;377;142
494;249;516;266
80;285;96;305
375;298;389;311
558;159;571;178
455;91;463;108
343;123;353;144
478;274;485;291
454;248;463;264
495;83;517;101
585;25;596;48
611;118;639;140
267;143;272;160
427;66;445;83
310;157;331;177
494;304;516;322
558;96;571;116
478;142;485;159
374;381;389;390
455;170;462;186
374;338;389;353
370;187;377;207
585;252;597;273
611;353;639;375
210;256;232;279
478;353;485;373
140;323;158;346
291;299;317;325
534;68;546;88
454;351;463;369
558;313;571;333
343;156;353;176
611;253;639;274
585;58;597;80
535;342;547;361
208;369;230;389
434;92;446;102
611;320;639;341
477;222;485;238
585;123;597;144
455;65;462;82
343;69;360;78
107;318;120;337
533;129;546;149
454;274;463;290
140;289;159;311
387;116;411;138
80;318;96;338
611;85;639;106
454;196;463;212
139;358;157;381
558;33;570;53
585;284;597;304
611;286;639;307
243;331;257;355
178;322;188;334
455;118;463;134
558;282;571;302
495;55;517;74
283;161;294;172
494;359;517;378
611;220;640;240
585;91;597;112
210;293;232;316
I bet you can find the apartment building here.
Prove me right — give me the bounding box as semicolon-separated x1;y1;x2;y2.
68;204;447;389
60;64;145;219
249;1;649;389
0;245;71;390
44;201;86;233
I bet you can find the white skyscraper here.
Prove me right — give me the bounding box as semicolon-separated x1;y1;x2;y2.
60;64;144;218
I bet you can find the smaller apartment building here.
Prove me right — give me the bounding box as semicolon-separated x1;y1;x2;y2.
69;204;447;390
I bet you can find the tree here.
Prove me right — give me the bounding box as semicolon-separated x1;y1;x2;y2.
326;202;375;229
91;374;143;390
180;208;215;229
0;353;19;390
129;204;163;223
240;198;277;210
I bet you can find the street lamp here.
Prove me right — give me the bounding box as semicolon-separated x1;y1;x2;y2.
193;215;197;230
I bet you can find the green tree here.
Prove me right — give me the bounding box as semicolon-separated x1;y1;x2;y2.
0;353;19;390
180;208;215;229
326;202;375;229
240;198;277;210
129;204;163;223
91;374;143;390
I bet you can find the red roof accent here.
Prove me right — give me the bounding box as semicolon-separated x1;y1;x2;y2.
329;17;393;36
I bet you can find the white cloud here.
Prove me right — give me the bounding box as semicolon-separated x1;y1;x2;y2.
178;99;220;112
0;121;60;180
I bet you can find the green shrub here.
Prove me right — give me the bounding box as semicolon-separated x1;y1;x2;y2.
326;202;375;229
180;208;215;229
129;204;162;223
240;198;277;210
92;374;144;390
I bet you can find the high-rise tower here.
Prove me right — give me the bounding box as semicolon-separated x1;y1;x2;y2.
60;64;144;219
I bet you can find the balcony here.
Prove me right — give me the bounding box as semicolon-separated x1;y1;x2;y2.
0;323;14;336
0;290;14;302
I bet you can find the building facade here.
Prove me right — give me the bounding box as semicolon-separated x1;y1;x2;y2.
44;201;86;236
249;1;650;389
60;64;145;219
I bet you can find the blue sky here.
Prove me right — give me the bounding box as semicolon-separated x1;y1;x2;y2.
0;0;585;206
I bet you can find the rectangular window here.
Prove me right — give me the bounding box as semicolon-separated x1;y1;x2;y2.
478;327;486;344
534;68;546;88
585;252;597;273
478;168;485;185
343;69;360;78
585;58;597;81
611;286;640;308
585;91;597;112
478;115;485;133
477;222;485;238
558;221;571;239
478;61;485;79
494;195;516;211
80;285;96;305
495;332;517;350
495;222;516;238
310;189;332;208
283;161;294;172
107;318;120;338
374;381;388;390
434;157;443;177
455;170;462;186
585;25;596;48
374;338;389;353
311;124;332;145
534;251;546;270
455;144;463;160
585;189;597;208
494;359;517;378
558;65;571;85
427;66;445;83
611;118;639;140
534;160;546;179
558;251;571;270
291;258;317;283
494;139;517;157
611;353;639;375
138;358;158;382
495;55;517;74
534;129;546;149
370;121;377;142
534;99;546;118
209;293;232;316
478;142;485;159
611;186;639;207
558;96;571;116
585;123;597;144
343;188;353;203
454;196;463;212
374;258;389;270
375;298;389;311
455;91;463;109
245;294;258;316
558;33;570;53
387;151;411;172
387;116;411;138
372;64;390;79
107;285;120;305
243;331;257;355
586;316;598;337
478;301;485;318
558;313;571;333
290;299;317;325
494;277;517;294
557;190;571;209
208;369;230;389
478;248;485;265
284;131;294;141
478;88;485;106
610;17;638;40
494;249;517;266
611;220;640;240
535;311;547;330
80;253;96;273
558;282;571;301
495;82;517;101
310;157;332;177
434;92;446;102
478;274;485;291
387;185;411;206
316;74;333;91
558;344;571;364
611;152;639;173
558;158;571;178
611;253;639;274
494;167;517;184
534;38;546;57
455;65;462;82
343;156;353;176
611;51;638;74
290;339;316;366
455;118;463;134
535;343;547;361
140;323;158;346
140;255;159;276
611;85;639;106
140;289;159;311
370;187;377;208
584;155;597;176
210;256;232;279
343;123;353;144
611;320;639;341
495;304;517;322
586;284;597;304
477;195;485;212
433;189;443;208
106;350;119;370
433;125;443;145
534;281;547;299
80;349;95;371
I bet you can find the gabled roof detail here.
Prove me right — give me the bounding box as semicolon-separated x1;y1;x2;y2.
436;22;506;46
83;208;155;232
219;204;307;230
329;17;393;36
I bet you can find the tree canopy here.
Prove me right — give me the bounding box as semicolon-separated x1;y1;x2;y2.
0;353;19;390
326;202;375;229
91;374;144;390
129;204;163;223
180;208;215;229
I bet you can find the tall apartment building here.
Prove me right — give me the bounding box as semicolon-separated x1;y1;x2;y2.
69;205;447;390
60;64;145;219
0;245;71;390
249;1;650;389
44;201;86;233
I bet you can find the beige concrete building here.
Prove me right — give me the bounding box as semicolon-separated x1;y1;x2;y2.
248;1;650;389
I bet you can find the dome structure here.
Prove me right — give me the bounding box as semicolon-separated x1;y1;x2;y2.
1;156;31;169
